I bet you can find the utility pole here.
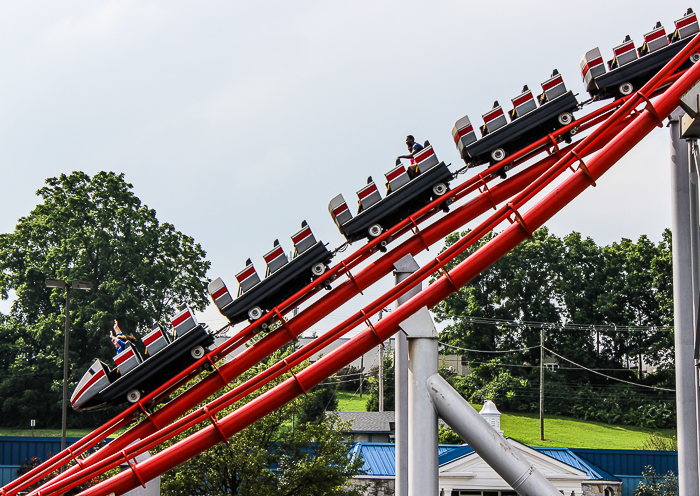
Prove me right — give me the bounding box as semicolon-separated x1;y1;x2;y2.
378;309;384;412
45;279;92;454
359;355;363;398
540;327;545;441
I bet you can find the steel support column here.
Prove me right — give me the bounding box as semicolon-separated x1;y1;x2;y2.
394;254;422;496
400;307;438;496
670;109;700;496
427;373;561;496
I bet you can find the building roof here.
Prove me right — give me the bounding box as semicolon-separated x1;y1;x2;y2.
569;448;678;477
352;442;619;482
333;411;396;433
350;443;461;476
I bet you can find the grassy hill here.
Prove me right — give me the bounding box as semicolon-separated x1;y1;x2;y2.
336;391;676;450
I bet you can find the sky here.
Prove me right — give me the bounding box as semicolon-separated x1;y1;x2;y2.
0;1;694;332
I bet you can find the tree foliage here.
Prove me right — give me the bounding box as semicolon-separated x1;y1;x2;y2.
0;172;210;427
365;353;394;412
633;467;678;496
434;228;676;427
159;349;364;496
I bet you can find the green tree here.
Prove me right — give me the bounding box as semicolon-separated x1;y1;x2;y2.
297;383;338;425
0;171;210;427
365;353;394;412
633;467;678;496
432;228;676;427
159;351;364;496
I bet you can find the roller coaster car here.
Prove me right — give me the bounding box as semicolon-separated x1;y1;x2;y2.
208;221;333;325
581;9;700;100
452;70;579;169
328;144;452;244
70;307;214;412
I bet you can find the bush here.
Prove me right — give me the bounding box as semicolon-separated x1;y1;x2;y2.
633;466;678;495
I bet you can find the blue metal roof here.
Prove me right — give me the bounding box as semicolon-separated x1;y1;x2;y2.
536;447;618;482
351;443;461;476
438;445;474;466
353;442;625;481
570;448;678;478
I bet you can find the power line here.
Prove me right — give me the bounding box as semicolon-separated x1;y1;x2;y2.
458;316;672;333
439;341;540;354
543;347;675;392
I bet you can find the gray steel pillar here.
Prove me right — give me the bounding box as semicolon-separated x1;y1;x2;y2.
670;110;700;496
400;307;438;496
689;142;700;482
427;374;562;496
394;254;421;496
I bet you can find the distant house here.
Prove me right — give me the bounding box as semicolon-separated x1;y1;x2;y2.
439;353;559;375
333;411;395;443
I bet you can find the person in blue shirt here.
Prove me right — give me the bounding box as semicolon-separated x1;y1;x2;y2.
110;320;136;354
397;135;424;179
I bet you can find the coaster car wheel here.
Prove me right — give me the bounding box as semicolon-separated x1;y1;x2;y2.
691;52;700;64
311;262;327;276
190;345;205;360
126;389;141;404
248;306;263;321
557;112;573;126
618;82;634;96
368;224;383;238
490;148;506;162
432;182;448;196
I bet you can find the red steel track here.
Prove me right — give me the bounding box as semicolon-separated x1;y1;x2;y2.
9;32;700;496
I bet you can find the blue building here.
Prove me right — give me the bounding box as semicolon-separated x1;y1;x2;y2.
349;442;677;496
0;436;81;487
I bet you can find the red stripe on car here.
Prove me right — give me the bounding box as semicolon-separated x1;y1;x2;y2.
582;57;604;78
72;368;106;405
512;92;534;108
416;147;435;163
613;42;635;56
143;331;161;347
172;310;192;327
542;75;563;91
235;265;256;282
483;108;504;123
677;15;698;29
264;246;285;263
211;286;229;301
386;166;406;182
358;184;378;200
292;227;312;245
454;125;474;144
332;203;349;218
645;29;667;42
